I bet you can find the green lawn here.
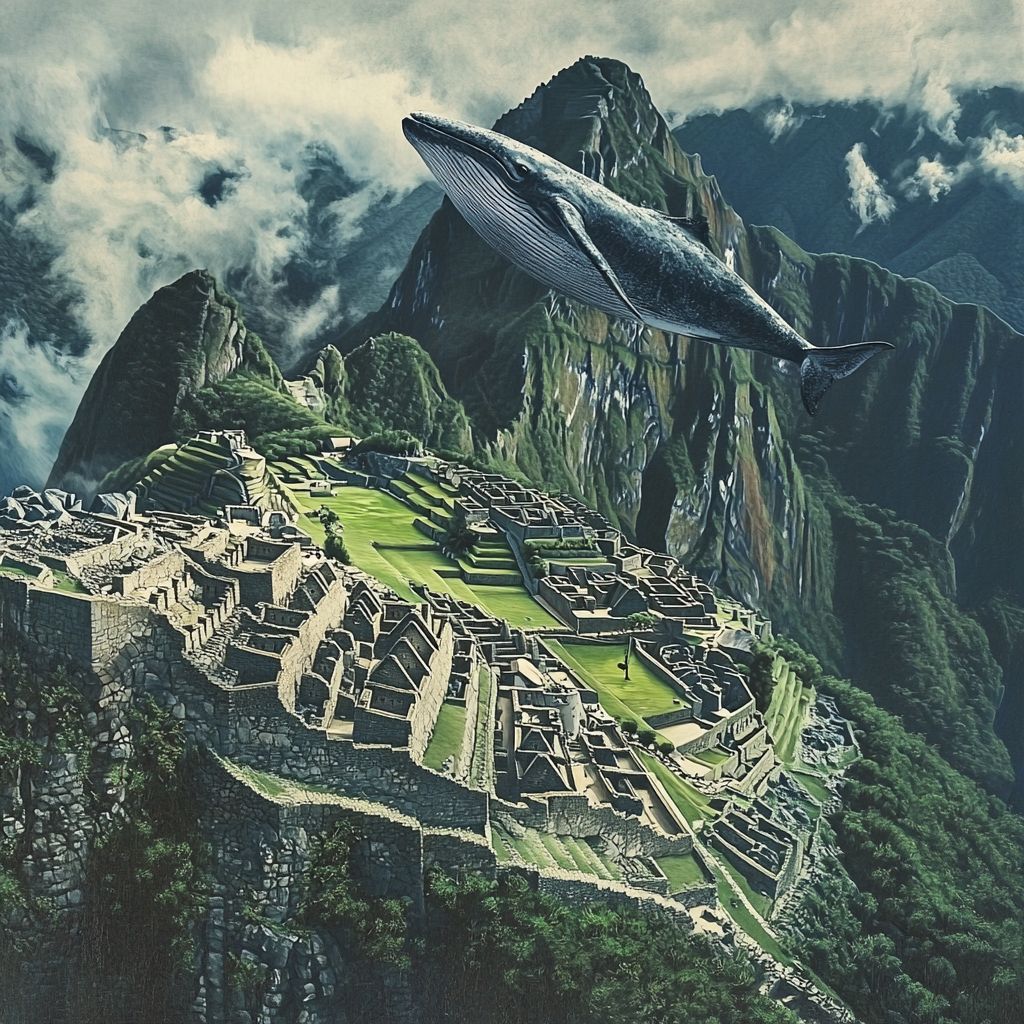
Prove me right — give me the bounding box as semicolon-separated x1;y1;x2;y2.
0;565;41;581
547;640;682;720
422;703;467;771
691;746;731;766
656;852;709;892
791;768;830;806
290;485;558;626
639;753;711;824
701;853;791;964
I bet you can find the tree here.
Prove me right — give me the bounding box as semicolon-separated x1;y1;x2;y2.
620;611;657;680
443;512;476;554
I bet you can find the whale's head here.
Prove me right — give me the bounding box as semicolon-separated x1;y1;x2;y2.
402;112;642;319
402;112;563;219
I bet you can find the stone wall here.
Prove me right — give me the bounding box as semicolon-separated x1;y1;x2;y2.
274;575;348;711
222;687;489;833
62;522;141;575
407;621;454;760
501;865;693;928
492;793;692;859
195;756;428;1024
114;549;185;595
0;576;153;671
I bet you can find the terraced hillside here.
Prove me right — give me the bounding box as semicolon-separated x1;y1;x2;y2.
286;480;556;627
131;434;292;516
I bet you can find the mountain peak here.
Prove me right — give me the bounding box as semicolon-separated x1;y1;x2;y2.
494;55;672;183
47;271;278;494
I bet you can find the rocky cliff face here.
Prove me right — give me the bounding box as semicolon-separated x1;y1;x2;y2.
340;57;1023;794
47;270;280;495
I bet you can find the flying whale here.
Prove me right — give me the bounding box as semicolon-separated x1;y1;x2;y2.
402;111;894;414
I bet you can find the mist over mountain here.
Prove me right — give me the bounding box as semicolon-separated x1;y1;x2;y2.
2;0;1023;492
673;91;1024;331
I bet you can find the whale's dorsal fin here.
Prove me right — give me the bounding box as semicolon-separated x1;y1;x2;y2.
546;196;644;322
658;212;711;247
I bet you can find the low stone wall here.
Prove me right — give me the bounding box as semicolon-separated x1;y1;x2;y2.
223;687;489;834
114;549;185;596
501;865;693;928
493;793;692;859
422;827;497;879
62;524;140;575
673;701;756;757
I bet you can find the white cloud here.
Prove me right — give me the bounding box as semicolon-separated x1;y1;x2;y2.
974;128;1024;193
901;155;967;201
763;103;804;142
0;0;1023;484
0;319;82;485
844;143;897;227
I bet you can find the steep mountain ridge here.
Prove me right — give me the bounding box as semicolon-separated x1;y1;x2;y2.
47;270;281;494
339;56;1022;794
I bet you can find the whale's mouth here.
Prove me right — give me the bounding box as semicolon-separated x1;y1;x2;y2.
402;112;497;168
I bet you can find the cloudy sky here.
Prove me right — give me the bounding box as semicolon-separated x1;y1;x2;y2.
0;0;1021;482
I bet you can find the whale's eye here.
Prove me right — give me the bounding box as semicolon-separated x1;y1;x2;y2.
508;159;531;181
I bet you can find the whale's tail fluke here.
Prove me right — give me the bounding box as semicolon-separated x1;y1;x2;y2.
799;341;894;415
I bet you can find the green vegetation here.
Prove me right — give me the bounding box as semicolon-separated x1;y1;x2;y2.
298;822;409;968
639;752;711;824
823;495;1015;794
350;429;423;457
690;746;731;767
79;699;207;1019
422;871;796;1023
791;768;830;806
494;825;624;880
755;639;816;764
174;373;331;457
291;485;558;626
341;334;473;453
547;640;680;720
703;855;791;964
422;703;467;771
777;638;1024;1024
656;852;708;892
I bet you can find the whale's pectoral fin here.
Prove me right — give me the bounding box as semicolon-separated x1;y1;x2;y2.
546;197;645;322
799;341;895;416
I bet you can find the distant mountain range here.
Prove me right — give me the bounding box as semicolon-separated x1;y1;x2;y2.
673;89;1024;331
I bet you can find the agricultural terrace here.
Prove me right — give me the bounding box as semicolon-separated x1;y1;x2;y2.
288;484;559;628
764;653;815;764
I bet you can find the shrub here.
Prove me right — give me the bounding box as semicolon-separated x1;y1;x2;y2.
324;531;350;563
657;739;675;755
350;430;422;457
620;719;638;735
637;727;656;746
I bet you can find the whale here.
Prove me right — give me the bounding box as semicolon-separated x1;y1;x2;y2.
402;111;894;415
